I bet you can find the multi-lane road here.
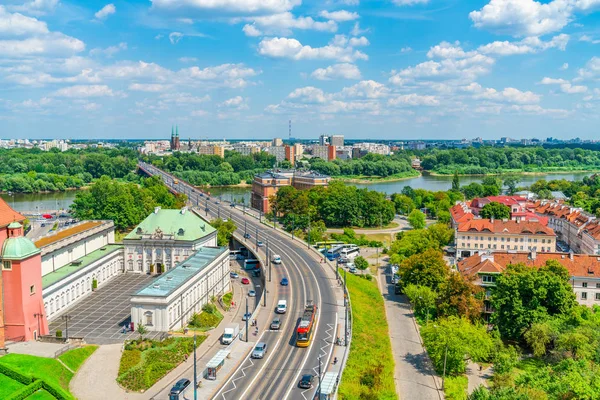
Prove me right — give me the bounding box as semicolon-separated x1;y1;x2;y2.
138;162;340;400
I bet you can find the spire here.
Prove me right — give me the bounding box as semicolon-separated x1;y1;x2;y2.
171;125;174;138
176;125;179;137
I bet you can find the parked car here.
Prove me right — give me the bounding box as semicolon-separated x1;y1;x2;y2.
242;312;252;321
251;342;268;359
394;281;403;295
170;378;191;395
349;267;358;274
230;272;239;279
248;290;256;297
298;374;314;389
257;241;264;247
280;277;289;286
230;203;236;207
270;317;281;330
241;277;250;285
222;218;228;222
215;200;220;204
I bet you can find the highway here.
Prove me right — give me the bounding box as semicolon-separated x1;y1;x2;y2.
138;162;339;400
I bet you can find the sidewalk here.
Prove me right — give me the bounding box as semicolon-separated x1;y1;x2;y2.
70;279;248;400
376;265;444;400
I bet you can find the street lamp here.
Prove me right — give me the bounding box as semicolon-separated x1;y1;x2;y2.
61;315;72;340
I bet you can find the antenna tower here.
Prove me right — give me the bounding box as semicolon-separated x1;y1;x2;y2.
289;119;292;141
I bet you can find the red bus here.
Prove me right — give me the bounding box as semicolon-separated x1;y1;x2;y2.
296;302;317;348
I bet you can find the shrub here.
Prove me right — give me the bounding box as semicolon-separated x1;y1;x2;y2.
144;362;173;388
0;363;33;385
56;330;63;338
119;350;142;376
6;379;43;400
92;279;97;290
202;303;217;314
41;380;72;400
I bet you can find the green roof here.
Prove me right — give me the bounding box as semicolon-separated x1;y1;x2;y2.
42;245;123;289
124;208;215;242
8;222;22;229
2;236;40;260
134;246;227;298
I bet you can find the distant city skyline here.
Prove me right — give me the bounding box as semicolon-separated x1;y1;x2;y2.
1;1;599;139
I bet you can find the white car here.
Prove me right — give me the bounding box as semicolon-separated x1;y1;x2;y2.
248;290;256;297
272;255;282;264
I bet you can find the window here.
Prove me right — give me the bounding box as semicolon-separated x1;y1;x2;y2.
520;246;523;250
582;292;588;300
30;285;35;295
596;293;600;301
144;311;153;326
596;283;600;289
501;245;505;249
2;260;11;270
482;275;496;284
583;282;588;288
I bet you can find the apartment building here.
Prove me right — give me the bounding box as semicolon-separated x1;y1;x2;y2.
458;251;600;308
312;145;336;161
250;170;330;212
470;196;548;224
580;220;600;255
456;219;556;258
197;145;225;158
534;201;595;253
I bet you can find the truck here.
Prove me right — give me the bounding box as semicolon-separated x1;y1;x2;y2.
221;323;240;345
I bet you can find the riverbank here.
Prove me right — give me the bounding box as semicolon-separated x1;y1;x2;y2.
335;171;421;184
428;169;600;177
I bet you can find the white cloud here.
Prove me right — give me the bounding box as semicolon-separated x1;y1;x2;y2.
340;80;389;98
128;83;171;92
83;102;101;111
219;96;248;109
94;4;116;20
474;87;541;103
477;34;569;55
89;42;127;57
159;92;210;104
241;12;337;35
349;36;369;47
580;34;600;44
577;56;600;80
560;83;588;93
560;62;569;70
469;0;600;37
6;0;59;17
392;0;429;5
288;87;329;103
169;32;184;44
400;47;412;53
388;94;439;106
258;37;368;62
311;63;361;80
390;54;495;83
540;77;569;85
319;10;359;22
150;0;301;15
427;41;473;59
0;33;85;57
242;24;261;36
52;85;116;98
0;5;49;35
178;57;198;63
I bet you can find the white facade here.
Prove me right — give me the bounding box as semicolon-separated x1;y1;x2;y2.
43;246;124;320
131;247;230;332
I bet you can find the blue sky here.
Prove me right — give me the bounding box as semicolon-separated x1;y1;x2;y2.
1;0;599;140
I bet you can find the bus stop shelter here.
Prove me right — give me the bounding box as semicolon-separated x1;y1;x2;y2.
318;372;339;400
204;349;230;380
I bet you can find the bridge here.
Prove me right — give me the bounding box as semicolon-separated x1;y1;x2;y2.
137;162;350;400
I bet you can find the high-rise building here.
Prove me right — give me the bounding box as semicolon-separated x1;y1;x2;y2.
285;145;296;166
330;135;344;147
312;145;336;161
268;146;286;163
272;138;283;147
319;134;329;146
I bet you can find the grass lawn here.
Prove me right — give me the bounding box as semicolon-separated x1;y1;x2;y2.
444;375;468;400
0;373;25;397
189;305;224;332
351;222;400;231
339;269;397;400
515;358;545;374
26;390;56;400
58;345;98;372
222;292;234;310
363;233;394;248
0;354;73;394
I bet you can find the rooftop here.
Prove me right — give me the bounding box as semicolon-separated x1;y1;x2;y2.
34;221;105;248
124;208;215;242
134;246;227;298
457;219;555;236
0;197;25;227
42;244;123;289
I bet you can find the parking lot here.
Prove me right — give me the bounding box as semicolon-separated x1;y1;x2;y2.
48;273;166;345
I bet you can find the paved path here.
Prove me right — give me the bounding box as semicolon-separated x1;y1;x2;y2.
376;265;444;400
70;278;248;400
466;361;492;394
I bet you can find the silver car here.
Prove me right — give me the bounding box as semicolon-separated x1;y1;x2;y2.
252;342;268;359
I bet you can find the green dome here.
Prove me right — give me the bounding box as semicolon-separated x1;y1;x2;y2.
2;236;40;260
8;222;22;229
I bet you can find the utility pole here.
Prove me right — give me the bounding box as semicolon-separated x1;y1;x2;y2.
255;227;258;250
244;219;247;237
245;298;249;343
442;342;448;391
61;315;72;340
344;268;348;346
193;333;198;400
205;197;208;216
218;205;220;219
317;355;322;399
267;239;272;282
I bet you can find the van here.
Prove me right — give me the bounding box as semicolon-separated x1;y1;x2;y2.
276;300;287;314
272;254;282;264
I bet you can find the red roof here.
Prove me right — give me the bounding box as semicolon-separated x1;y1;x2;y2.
450;204;474;224
0;197;26;228
583;221;600;240
458;251;600;279
457;219;555;236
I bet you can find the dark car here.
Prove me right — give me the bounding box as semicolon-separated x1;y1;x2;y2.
270;317;281;330
170;378;191;395
298;374;314;389
242;312;252;321
394;281;403;295
230;203;236;207
244;233;251;239
280;277;289;286
252;270;261;278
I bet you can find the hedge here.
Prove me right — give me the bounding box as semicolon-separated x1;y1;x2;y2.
42;380;73;400
0;364;33;385
6;379;43;400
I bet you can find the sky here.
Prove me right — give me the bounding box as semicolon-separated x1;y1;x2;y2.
0;0;600;141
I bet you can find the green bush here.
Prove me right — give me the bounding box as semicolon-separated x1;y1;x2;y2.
92;279;97;290
40;380;72;400
118;350;142;376
55;330;62;338
0;364;33;385
144;362;173;388
202;303;217;314
6;379;43;400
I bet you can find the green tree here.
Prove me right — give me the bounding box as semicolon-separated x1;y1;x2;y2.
421;316;494;375
504;175;520;195
404;284;437;322
436;273;483;323
407;209;426;229
399;248;450;291
524;322;554;358
354;256;369;271
480;202;511;220
452;170;460;191
137;322;148;341
210;218;238;246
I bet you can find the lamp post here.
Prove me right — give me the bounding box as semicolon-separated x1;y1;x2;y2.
245;298;249;343
344;268;348;346
61;315;72;340
193;333;198;400
317;355;322;399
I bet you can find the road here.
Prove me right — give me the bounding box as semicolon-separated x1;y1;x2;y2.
139;162;339;400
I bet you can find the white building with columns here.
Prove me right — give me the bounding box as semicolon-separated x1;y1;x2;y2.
130;246;230;332
123;207;217;274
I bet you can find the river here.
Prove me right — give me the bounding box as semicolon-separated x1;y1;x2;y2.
2;171;594;212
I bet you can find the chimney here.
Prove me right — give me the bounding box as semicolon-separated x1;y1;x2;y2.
569;251;574;261
154;206;161;214
531;249;537;260
481;250;494;263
